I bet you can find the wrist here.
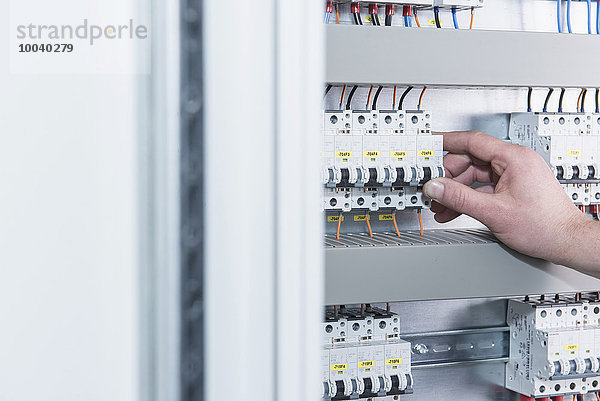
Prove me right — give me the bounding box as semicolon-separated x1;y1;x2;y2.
551;212;600;273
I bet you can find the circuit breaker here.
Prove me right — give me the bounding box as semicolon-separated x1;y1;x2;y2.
321;108;443;212
509;112;600;206
322;306;413;400
506;297;600;399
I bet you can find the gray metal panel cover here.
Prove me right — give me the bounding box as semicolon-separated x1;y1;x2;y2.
326;26;600;87
325;241;600;304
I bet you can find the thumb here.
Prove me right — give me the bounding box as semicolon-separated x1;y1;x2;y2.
423;178;494;222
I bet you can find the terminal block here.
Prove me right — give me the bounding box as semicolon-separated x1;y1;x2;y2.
506;295;600;399
322;306;413;400
508;112;600;206
321;109;443;212
334;0;485;9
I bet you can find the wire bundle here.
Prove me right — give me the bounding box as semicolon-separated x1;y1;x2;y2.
324;1;333;24
403;5;413;27
385;4;394;26
351;2;363;25
369;4;380;26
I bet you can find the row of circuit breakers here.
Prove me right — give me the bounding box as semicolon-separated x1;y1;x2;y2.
332;0;483;7
321;296;600;400
320;109;600;214
509;112;600;206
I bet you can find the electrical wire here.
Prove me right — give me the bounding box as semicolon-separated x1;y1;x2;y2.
414;8;421;27
385;4;395;26
339;84;347;110
336;212;342;240
452;7;459;29
543;88;553;112
418;86;427;110
557;0;563;33
418;209;424;237
365;213;373;238
470;7;474;29
581;89;588;112
527;87;533;112
385;4;396;26
336;4;340;24
596;390;600;401
597;0;600;34
366;85;374;109
324;1;333;24
393;85;397;109
346;85;358;110
371;13;378;26
392;212;402;237
372;86;384;110
398;86;413;110
595;88;599;113
587;0;593;33
434;6;442;28
567;0;573;33
577;88;585;112
325;84;333;99
558;88;566;112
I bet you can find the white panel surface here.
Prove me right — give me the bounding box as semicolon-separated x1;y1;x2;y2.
0;1;145;401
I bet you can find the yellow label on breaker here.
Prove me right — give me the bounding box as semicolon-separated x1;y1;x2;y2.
565;344;579;351
328;216;344;223
568;150;581;156
428;19;443;26
359;360;375;368
419;150;434;157
354;215;368;222
336;151;352;158
364;151;380;158
379;215;394;221
386;358;402;365
391;151;407;158
330;364;348;371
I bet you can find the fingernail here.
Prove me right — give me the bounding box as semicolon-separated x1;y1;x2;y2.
423;180;444;200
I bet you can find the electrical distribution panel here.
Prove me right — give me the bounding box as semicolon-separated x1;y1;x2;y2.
509;112;600;206
322;306;413;400
506;297;600;399
321;109;443;212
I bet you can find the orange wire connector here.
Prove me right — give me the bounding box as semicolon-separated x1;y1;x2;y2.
365;213;373;238
414;8;421;27
469;7;474;29
392;212;402;237
417;209;424;236
336;212;342;240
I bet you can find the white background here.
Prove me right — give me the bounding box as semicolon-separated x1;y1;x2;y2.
0;0;146;400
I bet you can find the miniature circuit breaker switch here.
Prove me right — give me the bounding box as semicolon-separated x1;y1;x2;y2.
506;296;600;399
509;113;600;206
322;306;413;400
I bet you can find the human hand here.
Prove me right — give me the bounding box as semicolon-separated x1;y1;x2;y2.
422;131;600;271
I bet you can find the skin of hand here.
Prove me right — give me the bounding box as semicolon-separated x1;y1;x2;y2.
422;131;600;273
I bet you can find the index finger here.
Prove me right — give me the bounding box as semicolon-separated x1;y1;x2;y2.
434;130;512;164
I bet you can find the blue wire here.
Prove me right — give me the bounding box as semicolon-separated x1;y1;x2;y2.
597;0;600;34
567;0;572;33
587;0;592;34
404;15;409;27
452;8;459;29
324;12;329;24
557;0;563;33
408;15;412;27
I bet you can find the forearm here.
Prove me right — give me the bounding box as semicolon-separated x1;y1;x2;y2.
553;215;600;276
